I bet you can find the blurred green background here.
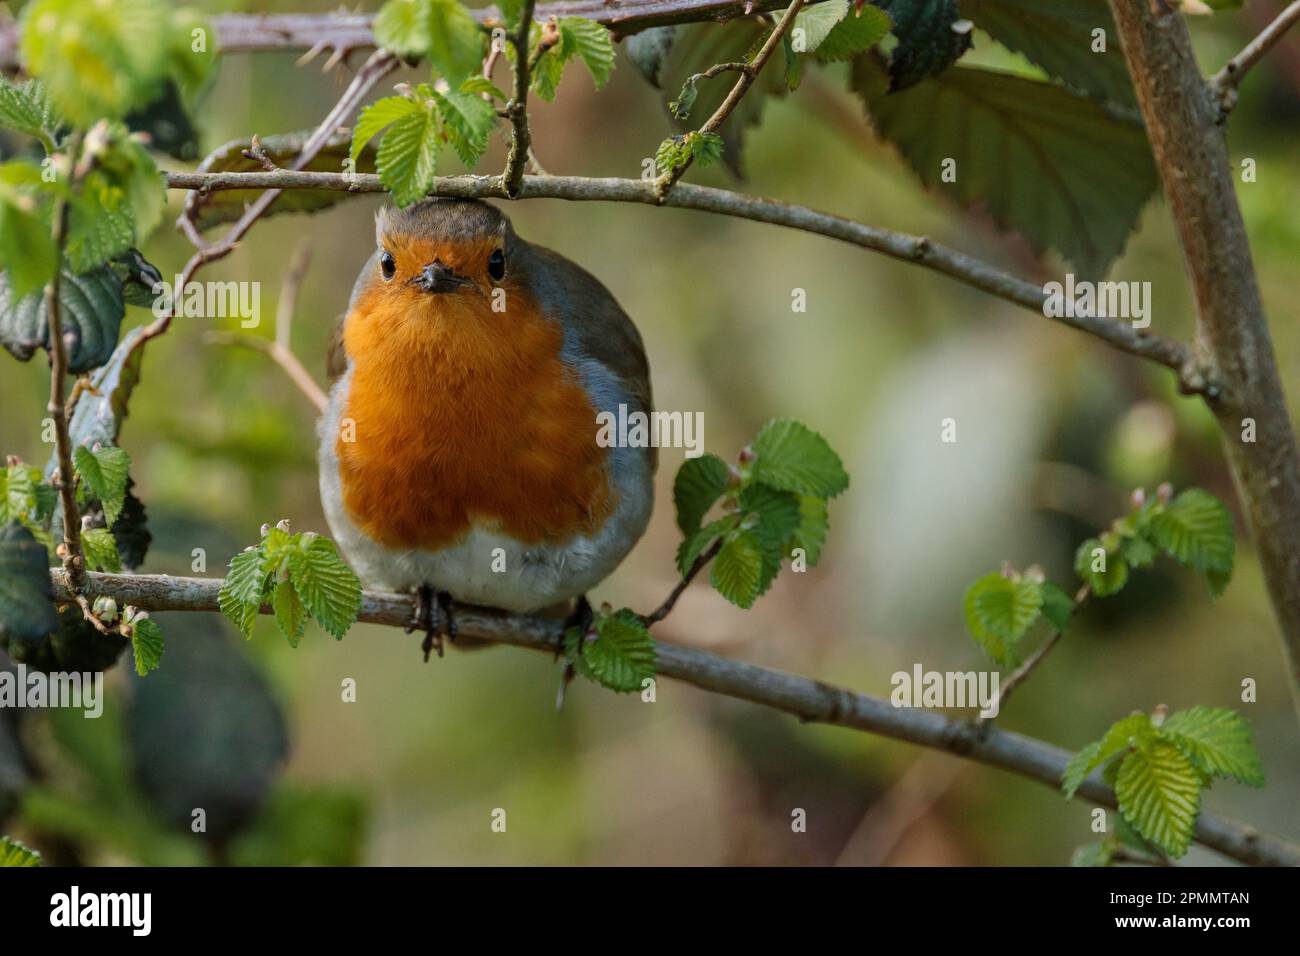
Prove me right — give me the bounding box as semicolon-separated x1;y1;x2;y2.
2;0;1299;865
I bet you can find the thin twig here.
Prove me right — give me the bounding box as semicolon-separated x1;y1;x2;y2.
655;0;806;196
1211;0;1300;115
502;0;542;197
993;584;1091;714
643;539;722;625
46;568;1300;868
160;168;1206;391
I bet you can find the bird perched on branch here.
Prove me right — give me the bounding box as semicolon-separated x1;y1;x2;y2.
318;198;655;659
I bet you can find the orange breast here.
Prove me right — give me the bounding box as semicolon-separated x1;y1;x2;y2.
336;283;613;551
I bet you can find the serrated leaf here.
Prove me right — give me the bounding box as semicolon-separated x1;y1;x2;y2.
425;0;486;83
963;0;1135;105
711;530;764;609
351;96;421;166
788;495;829;567
791;1;849;56
0;836;42;867
0;522;59;643
1061;712;1153;798
751;419;849;498
1115;740;1201;858
458;75;507;100
0;77;58;144
1119;532;1159;569
689;131;724;167
219;547;268;639
878;0;972;89
73;444;130;528
531;44;568;102
1040;581;1075;633
373;0;430;57
579;609;656;693
673;454;730;534
1074;537;1128;596
433;89;496;167
815;5;892;62
1147;489;1234;586
676;515;736;577
20;0;171;127
80;527;122;573
287;537;361;640
741;482;802;597
272;579;308;648
130;616;164;676
854;60;1158;276
377;105;439;207
962;572;1042;666
1161;706;1264;788
0;264;126;375
560;18;615;89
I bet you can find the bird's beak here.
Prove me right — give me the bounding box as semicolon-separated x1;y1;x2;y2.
411;261;469;294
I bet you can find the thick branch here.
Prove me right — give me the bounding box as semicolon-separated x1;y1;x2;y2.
502;0;540;197
48;569;1300;867
162;169;1203;389
1108;1;1300;718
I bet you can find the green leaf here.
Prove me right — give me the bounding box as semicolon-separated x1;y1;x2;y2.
287;537;361;640
559;18;616;89
0;77;59;145
0;264;127;376
432;89;496;167
1061;712;1153;799
962;0;1136;105
578;609;656;693
962;573;1042;666
711;530;764;609
531;44;568;102
791;1;849;55
1074;537;1128;596
0;522;59;643
73;444;130;528
376;104;440;207
1119;532;1159;569
655;135;692;175
219;547;268;639
373;0;431;57
130;616;164;676
80;527;122;573
0;169;57;302
1070;841;1113;867
689;131;724;167
676;515;736;577
751;419;849;498
788;495;829;567
19;0;171;127
741;482;802;597
458;75;508;100
272;579;308;648
1115;740;1201;858
854;60;1159;276
350;96;421;167
1147;489;1234;593
815;5;892;62
878;0;972;90
1161;706;1264;788
673;453;730;534
425;0;486;83
1040;581;1075;633
0;836;42;867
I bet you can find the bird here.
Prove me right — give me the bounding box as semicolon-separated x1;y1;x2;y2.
318;198;655;659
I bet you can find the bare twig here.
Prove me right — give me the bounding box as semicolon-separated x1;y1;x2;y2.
1109;0;1300;721
47;568;1300;868
1211;0;1300;115
502;0;541;197
643;538;722;625
992;585;1091;715
160;168;1205;390
655;0;806;195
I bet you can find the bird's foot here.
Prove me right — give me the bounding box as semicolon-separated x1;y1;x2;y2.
555;594;594;710
406;585;457;661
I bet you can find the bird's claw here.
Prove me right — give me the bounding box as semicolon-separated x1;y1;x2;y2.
411;585;456;662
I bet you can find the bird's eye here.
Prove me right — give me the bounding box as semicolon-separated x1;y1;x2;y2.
380;251;396;281
487;248;506;282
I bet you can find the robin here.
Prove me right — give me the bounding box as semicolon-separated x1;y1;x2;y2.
318;198;656;658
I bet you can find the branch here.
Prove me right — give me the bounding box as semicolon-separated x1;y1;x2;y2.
502;0;541;197
992;584;1090;714
1108;0;1300;720
656;0;806;194
1210;0;1300;115
160;169;1205;391
48;569;1300;868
